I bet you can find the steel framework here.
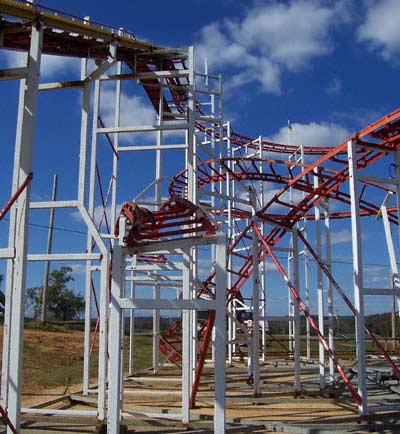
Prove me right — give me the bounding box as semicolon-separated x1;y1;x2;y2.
1;1;400;433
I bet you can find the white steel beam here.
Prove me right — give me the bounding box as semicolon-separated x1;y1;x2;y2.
213;235;227;433
6;22;42;433
292;231;301;393
107;246;125;433
117;298;216;311
314;172;325;389
27;253;102;261
348;140;367;415
97;124;188;134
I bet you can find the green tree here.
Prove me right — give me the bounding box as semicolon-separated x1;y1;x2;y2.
26;266;84;321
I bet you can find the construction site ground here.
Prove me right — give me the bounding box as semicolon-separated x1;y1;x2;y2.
2;327;400;434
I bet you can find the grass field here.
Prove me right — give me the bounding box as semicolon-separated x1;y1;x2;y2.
0;323;153;394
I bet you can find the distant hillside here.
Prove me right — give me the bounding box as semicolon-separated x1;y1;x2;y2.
268;312;396;337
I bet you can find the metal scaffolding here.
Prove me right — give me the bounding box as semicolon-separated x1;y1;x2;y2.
1;1;400;433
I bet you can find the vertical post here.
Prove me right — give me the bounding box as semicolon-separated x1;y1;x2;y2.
107;245;125;434
153;283;160;372
182;249;191;425
226;122;234;365
380;201;399;352
214;235;226;433
314;171;325;389
110;57;122;232
7;22;42;432
252;221;260;394
250;188;260;395
97;251;110;422
1;78;26;409
300;145;311;362
348;140;367;415
395;149;400;337
292;230;301;393
41;174;57;323
128;269;136;375
324;200;335;383
259;136;267;364
82;49;93;396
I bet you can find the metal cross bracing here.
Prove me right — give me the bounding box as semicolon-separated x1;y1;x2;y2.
2;1;400;433
161;110;400;410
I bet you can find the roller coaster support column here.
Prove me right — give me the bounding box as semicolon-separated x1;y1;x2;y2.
183;46;196;423
395;149;400;341
324;200;335;383
182;249;192;425
83;40;116;412
153;76;164;373
128;268;136;375
214;235;227;433
292;230;301;393
226;122;235;365
377;193;400;352
108;244;125;434
259;136;267;364
314;170;326;389
6;20;42;432
249;188;260;395
83;38;94;397
348;140;367;415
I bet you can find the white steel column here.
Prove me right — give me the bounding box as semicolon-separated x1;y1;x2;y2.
259;137;267;364
324;201;335;383
182;249;191;425
153;283;161;372
1;80;25;409
250;187;260;395
98;252;110;422
214;235;226;433
251;221;260;394
348;140;367;415
107;245;125;434
314;172;325;389
7;22;42;432
379;197;399;351
292;230;301;393
226;122;234;365
128;269;136;375
152;77;164;372
82;56;94;397
395;149;400;330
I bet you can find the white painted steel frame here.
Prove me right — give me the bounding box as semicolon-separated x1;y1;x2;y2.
348;140;367;415
107;233;226;434
4;22;42;433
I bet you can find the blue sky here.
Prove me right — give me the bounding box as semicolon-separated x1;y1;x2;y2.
1;0;400;317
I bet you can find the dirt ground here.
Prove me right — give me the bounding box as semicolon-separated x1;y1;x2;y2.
0;324;95;395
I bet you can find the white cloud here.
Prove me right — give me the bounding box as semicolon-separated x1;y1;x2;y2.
4;50;80;79
72;202;124;229
364;265;391;286
357;0;400;62
100;88;155;129
269;121;351;147
196;0;349;93
69;263;86;275
330;229;352;245
99;88;156;144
